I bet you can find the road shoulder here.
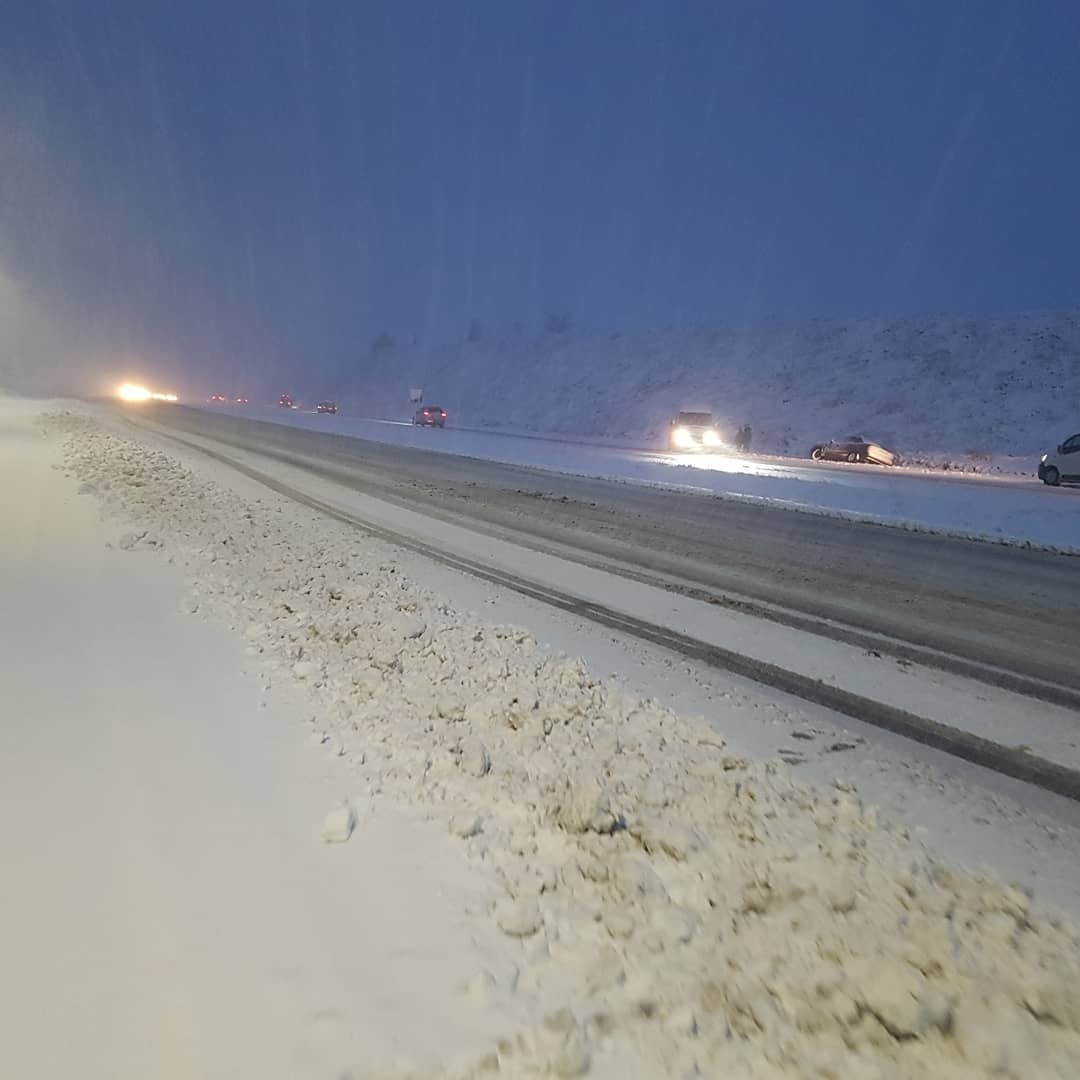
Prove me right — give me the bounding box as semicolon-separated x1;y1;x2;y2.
0;397;520;1079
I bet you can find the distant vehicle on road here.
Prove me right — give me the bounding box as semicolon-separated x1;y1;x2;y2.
414;405;447;428
278;393;295;409
316;401;338;415
810;436;897;466
668;411;722;451
208;394;227;404
1039;432;1080;486
234;396;249;405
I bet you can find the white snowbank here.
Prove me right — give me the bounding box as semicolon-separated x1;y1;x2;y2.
0;399;527;1079
36;404;1080;1077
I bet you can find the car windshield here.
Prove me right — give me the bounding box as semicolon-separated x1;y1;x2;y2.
677;413;712;426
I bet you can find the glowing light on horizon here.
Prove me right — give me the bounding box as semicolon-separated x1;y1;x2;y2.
116;383;177;403
117;383;151;401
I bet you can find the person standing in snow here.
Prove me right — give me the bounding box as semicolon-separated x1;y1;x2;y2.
742;424;752;452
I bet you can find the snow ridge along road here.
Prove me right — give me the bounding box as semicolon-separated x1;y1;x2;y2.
28;402;1080;1077
129;417;1080;804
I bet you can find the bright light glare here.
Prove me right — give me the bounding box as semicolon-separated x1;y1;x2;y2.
117;383;151;402
116;383;177;403
702;428;722;447
671;426;693;448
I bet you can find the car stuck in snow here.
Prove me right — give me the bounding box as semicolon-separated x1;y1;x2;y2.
810;435;897;466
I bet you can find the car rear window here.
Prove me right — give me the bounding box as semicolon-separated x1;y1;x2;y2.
677;413;712;426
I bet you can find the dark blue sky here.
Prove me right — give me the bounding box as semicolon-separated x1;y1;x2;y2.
2;0;1078;384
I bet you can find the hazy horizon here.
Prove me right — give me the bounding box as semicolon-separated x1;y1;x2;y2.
3;0;1079;393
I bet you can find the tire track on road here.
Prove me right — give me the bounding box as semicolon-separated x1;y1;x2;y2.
136;421;1080;805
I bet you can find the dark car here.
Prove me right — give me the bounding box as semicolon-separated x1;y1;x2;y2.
208;393;227;404
234;396;249;405
414;405;447;428
278;393;294;409
316;401;338;414
810;435;897;466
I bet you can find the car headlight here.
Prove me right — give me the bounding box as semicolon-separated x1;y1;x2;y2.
1041;454;1048;463
671;427;694;448
702;428;721;447
117;383;151;402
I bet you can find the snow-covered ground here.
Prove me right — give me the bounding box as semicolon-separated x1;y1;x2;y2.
0;397;525;1079
213;403;1080;552
306;307;1080;466
8;393;1080;1077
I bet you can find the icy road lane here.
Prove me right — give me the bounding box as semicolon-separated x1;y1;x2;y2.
208;404;1078;551
124;403;1080;706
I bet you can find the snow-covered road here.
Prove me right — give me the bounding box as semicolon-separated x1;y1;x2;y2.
209;405;1079;551
133;401;1080;707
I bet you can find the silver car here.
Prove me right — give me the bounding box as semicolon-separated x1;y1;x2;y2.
1038;432;1080;486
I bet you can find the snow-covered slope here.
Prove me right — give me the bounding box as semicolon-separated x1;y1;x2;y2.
344;308;1080;462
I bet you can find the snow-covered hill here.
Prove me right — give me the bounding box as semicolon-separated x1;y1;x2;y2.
345;308;1080;463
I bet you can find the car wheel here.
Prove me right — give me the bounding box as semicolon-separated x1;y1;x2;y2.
810;446;824;461
846;451;860;463
1043;466;1061;487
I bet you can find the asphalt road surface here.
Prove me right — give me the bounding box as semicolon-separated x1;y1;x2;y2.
128;403;1080;698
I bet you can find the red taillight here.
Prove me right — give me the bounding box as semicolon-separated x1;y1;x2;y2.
440;411;447;417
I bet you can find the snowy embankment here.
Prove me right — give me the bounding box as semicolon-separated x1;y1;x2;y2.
0;398;521;1079
15;402;1080;1077
341;307;1080;467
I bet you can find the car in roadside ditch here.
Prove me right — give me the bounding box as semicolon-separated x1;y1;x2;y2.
810;435;898;467
1038;432;1080;486
668;410;723;451
414;405;447;428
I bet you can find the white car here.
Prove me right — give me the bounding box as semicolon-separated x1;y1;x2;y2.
1038;432;1080;486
